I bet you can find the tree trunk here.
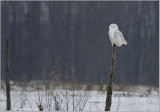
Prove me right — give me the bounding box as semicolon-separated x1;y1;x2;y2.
6;38;11;110
105;44;117;111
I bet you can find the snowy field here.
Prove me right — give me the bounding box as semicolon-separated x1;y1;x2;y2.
0;83;159;111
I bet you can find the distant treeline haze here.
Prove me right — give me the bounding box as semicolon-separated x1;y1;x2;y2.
1;1;159;86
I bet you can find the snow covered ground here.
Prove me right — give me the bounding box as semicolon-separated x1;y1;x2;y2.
0;85;159;111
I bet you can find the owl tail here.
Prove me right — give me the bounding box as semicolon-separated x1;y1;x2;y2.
123;41;127;45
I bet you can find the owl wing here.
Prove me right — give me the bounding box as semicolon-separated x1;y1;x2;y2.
108;31;114;46
118;30;127;45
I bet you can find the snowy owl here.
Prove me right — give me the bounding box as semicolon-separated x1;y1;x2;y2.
108;24;127;47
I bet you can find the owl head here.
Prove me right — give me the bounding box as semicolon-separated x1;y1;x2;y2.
109;24;118;30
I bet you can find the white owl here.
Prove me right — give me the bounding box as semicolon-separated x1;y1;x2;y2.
108;24;127;47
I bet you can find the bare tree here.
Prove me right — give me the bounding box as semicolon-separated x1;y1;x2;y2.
36;81;44;111
20;75;33;111
105;44;117;111
12;74;33;111
64;68;91;111
6;38;11;110
116;93;121;111
34;70;90;111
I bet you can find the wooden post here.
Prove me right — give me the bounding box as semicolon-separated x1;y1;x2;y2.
6;38;11;110
105;44;117;111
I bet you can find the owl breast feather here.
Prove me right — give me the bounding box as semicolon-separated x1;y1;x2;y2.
110;30;123;47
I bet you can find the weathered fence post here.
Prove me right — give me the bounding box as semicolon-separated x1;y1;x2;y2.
6;38;11;110
105;44;117;111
